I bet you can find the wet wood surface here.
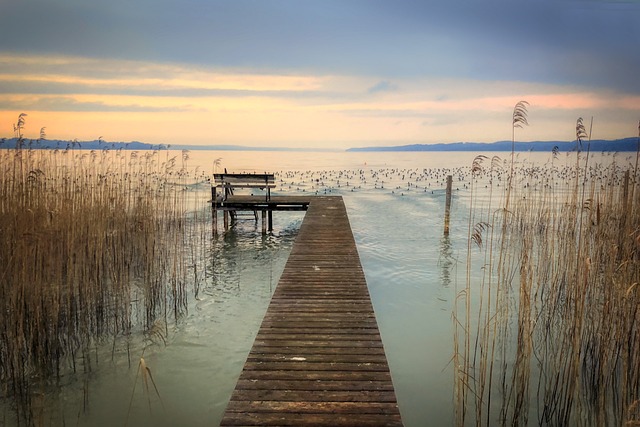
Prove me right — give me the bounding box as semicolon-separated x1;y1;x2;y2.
220;196;402;426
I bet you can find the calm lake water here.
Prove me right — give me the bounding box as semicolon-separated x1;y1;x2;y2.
2;149;632;426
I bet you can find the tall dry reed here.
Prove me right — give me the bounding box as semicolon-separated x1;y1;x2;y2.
455;112;640;425
0;144;209;424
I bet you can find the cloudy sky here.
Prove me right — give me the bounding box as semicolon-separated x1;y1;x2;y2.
1;0;638;149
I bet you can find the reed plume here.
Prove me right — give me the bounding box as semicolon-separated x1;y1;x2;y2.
456;114;640;425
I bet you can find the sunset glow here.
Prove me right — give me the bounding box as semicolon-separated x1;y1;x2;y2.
1;1;638;149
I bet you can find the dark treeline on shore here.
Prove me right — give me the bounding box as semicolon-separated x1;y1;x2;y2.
0;138;161;151
347;137;639;152
1;137;638;152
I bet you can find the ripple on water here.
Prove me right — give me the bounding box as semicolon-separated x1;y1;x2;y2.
1;216;299;427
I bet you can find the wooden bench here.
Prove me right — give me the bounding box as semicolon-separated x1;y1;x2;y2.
212;173;276;203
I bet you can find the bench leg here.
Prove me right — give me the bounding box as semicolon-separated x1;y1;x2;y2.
212;208;218;235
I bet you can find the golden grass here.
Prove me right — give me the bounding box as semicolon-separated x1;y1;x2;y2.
0;147;208;423
455;118;640;425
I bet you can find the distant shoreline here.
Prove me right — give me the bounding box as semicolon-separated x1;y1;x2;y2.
1;137;638;152
346;138;639;153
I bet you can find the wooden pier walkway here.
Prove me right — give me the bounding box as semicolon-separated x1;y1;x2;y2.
220;196;403;426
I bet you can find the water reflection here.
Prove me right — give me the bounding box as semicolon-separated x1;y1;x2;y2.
207;216;302;302
0;211;299;426
439;235;454;288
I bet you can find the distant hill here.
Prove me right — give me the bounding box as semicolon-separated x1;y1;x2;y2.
173;144;334;152
0;139;333;152
1;137;638;152
0;138;159;150
347;138;639;153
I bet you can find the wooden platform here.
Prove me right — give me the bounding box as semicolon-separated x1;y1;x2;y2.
215;195;312;212
220;196;403;427
212;195;312;233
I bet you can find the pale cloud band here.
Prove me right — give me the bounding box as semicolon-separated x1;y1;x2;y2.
0;52;637;148
1;0;639;148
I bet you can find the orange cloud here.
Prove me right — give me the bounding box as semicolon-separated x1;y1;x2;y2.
1;53;637;148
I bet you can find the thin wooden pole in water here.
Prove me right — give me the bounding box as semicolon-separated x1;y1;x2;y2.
444;175;453;235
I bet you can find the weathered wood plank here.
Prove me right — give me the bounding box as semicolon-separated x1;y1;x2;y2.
265;299;374;306
252;340;384;348
258;321;380;330
246;354;389;363
233;379;396;392
242;362;392;372
248;346;387;356
225;400;400;414
229;389;399;402
220;412;403;427
220;196;402;426
259;319;379;328
237;370;393;382
255;333;382;341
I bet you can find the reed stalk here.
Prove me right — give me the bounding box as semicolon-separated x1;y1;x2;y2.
0;144;209;424
456;115;640;425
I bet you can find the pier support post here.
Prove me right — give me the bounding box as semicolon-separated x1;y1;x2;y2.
268;210;273;232
261;210;267;234
211;186;218;234
224;211;229;230
444;175;453;236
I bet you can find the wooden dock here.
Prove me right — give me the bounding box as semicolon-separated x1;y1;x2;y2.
220;196;403;426
213;195;311;233
212;172;309;233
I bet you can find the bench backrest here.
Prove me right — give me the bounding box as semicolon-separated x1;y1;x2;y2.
213;173;275;188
